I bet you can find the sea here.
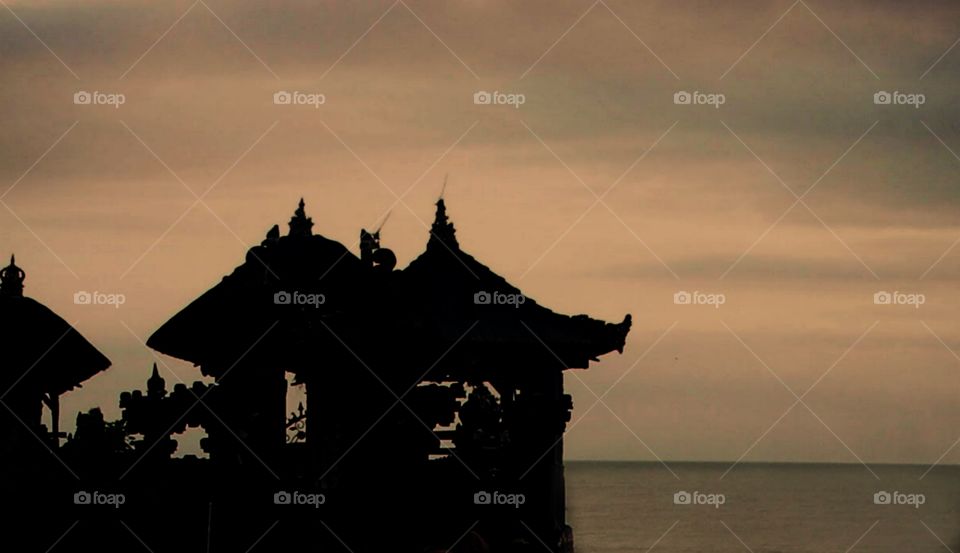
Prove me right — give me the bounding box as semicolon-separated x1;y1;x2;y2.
565;462;960;553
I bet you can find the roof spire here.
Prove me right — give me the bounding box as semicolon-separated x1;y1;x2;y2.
288;198;314;237
0;254;25;297
147;362;166;399
429;196;459;249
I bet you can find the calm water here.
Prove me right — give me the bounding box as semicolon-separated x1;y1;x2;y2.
566;462;960;553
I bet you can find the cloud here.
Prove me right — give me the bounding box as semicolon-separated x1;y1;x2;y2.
3;0;960;463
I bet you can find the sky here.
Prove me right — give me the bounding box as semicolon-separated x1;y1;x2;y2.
2;0;960;468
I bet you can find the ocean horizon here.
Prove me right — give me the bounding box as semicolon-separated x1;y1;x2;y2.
566;461;960;553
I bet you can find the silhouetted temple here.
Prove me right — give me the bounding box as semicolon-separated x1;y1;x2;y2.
1;198;630;552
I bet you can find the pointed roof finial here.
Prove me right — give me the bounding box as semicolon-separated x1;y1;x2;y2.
0;254;25;297
440;173;448;198
429;194;459;249
288;197;314;237
147;362;166;398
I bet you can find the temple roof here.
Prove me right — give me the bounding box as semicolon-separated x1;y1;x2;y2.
0;255;111;395
147;198;630;377
399;199;631;372
146;205;372;374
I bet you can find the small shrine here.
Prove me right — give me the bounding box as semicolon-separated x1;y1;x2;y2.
0;255;111;464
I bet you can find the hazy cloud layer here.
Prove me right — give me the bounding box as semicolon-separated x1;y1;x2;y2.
2;0;960;465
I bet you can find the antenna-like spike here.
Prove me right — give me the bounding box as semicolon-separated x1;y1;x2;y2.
375;210;392;233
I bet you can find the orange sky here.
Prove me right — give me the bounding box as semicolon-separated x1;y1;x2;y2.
2;0;960;466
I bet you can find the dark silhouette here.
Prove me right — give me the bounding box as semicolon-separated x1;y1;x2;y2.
0;197;630;552
0;254;111;466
